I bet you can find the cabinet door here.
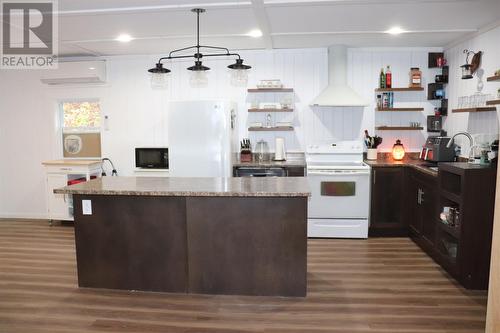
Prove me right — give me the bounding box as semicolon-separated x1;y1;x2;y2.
370;167;406;236
420;181;438;246
47;174;72;220
408;173;422;236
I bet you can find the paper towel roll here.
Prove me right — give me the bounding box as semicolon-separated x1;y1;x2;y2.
275;137;286;161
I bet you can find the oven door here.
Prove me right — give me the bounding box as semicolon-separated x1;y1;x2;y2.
307;169;370;219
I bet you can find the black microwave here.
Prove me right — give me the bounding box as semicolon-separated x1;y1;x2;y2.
135;148;168;169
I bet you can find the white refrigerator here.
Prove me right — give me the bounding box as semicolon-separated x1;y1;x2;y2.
168;100;238;177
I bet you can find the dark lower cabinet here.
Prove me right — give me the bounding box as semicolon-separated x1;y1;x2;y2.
370;162;496;290
408;163;496;290
369;167;407;236
408;169;438;253
434;163;496;290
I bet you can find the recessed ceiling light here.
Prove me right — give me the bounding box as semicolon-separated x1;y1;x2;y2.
116;34;133;42
88;67;96;70
247;29;263;38
385;27;406;35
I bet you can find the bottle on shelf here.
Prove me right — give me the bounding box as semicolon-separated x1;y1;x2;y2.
388;92;394;108
379;68;386;89
376;94;382;108
410;67;422;87
385;65;392;88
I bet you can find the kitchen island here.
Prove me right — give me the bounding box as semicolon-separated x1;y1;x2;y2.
55;177;310;297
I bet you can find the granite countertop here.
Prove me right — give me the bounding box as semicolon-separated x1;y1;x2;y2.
364;154;438;177
54;176;311;197
232;152;306;168
42;159;102;166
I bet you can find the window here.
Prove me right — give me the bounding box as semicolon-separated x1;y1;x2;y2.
60;100;102;158
62;101;101;131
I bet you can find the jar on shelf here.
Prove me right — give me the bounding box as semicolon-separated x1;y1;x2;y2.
409;68;422;87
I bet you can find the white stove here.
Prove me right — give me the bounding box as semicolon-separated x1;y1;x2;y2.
306;141;370;239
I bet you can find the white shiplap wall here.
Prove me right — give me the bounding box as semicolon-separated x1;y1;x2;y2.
1;40;497;219
444;25;500;156
347;47;444;152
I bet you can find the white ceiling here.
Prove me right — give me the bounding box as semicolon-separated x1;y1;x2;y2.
14;0;500;56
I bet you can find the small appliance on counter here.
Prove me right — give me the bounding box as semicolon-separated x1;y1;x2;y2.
255;140;270;162
420;137;455;162
274;137;286;161
135;147;168;169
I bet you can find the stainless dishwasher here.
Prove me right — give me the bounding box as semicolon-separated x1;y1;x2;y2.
234;167;287;177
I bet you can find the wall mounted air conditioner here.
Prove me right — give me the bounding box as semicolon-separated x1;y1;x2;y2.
40;60;106;85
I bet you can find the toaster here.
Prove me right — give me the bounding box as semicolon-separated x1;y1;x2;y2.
420;137;455;162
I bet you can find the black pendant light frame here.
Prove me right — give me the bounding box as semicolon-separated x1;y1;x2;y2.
148;8;251;74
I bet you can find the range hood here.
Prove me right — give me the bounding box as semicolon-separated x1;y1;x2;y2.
311;45;368;107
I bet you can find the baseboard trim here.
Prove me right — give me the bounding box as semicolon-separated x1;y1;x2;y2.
0;213;49;220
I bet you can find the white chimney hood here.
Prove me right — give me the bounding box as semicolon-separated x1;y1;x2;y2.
311;45;368;107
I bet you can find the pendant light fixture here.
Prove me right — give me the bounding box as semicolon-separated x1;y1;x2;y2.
148;63;171;89
147;8;252;88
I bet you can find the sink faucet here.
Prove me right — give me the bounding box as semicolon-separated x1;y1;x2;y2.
446;132;474;148
446;132;474;161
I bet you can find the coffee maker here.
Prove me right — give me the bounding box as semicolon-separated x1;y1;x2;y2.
420;137;455;162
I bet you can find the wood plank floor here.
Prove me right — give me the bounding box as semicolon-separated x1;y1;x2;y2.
0;219;487;333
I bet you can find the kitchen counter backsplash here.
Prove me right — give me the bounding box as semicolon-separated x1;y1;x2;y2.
232;152;306;167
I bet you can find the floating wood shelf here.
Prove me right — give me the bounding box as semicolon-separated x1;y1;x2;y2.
452;107;497;113
486;99;500;106
376;126;423;131
375;87;424;92
247;88;294;93
248;108;294;112
486;75;500;82
377;107;424;112
248;126;294;132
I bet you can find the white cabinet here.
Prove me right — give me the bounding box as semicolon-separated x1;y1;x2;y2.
46;173;73;221
43;160;102;222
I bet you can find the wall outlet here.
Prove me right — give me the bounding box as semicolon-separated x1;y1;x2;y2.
82;200;92;215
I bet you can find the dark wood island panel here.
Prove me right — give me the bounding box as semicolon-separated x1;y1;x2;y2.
73;195;188;293
187;197;307;297
58;177;310;297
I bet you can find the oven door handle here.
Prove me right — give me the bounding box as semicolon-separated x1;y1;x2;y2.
307;170;370;176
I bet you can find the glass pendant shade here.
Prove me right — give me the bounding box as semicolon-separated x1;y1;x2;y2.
189;70;208;88
148;63;171;89
150;72;169;89
392;139;406;161
230;69;249;87
228;59;251;87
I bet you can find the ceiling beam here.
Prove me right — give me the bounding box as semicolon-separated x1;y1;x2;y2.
57;2;251;16
250;0;273;49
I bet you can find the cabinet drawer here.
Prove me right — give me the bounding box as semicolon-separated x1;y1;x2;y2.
45;165;101;174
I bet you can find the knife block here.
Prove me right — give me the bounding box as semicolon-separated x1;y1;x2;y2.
240;150;252;162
